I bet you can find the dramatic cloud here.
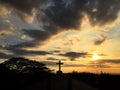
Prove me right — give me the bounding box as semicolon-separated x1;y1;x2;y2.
0;0;44;14
19;0;120;48
0;0;45;24
1;0;120;28
85;0;120;26
21;28;59;48
23;30;51;42
59;52;88;60
44;0;120;29
5;47;51;56
0;45;53;59
0;0;120;59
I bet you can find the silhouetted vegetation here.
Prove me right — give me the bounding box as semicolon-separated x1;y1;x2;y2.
67;71;120;90
2;57;51;74
0;57;53;90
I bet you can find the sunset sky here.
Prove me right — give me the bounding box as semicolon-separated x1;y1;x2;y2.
0;0;120;74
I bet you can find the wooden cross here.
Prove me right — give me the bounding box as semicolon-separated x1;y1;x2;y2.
56;60;63;71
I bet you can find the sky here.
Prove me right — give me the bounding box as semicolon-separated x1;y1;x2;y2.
0;0;120;74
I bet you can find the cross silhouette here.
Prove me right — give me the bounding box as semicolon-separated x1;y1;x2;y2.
56;60;63;72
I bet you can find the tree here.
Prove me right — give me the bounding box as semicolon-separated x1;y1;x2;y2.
1;57;51;74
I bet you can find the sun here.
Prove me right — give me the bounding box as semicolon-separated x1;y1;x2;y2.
93;54;99;60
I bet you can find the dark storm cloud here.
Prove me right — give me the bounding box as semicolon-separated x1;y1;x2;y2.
59;52;88;60
44;0;87;29
22;29;59;48
7;41;39;48
5;28;58;49
0;0;44;14
0;46;52;59
24;30;51;41
86;0;120;26
1;0;120;29
43;0;120;29
5;47;51;56
15;0;120;48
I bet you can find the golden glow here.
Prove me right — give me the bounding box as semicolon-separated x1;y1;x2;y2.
93;54;99;60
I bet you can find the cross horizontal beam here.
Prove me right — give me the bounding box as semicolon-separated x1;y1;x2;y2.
56;60;63;71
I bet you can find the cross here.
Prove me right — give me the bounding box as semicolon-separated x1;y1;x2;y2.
56;60;63;71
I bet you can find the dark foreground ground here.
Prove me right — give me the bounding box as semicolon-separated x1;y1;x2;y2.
21;75;98;90
0;72;120;90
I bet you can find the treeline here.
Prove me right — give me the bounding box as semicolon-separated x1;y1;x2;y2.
67;71;120;90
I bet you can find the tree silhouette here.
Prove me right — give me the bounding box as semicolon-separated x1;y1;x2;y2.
0;57;53;90
1;57;51;74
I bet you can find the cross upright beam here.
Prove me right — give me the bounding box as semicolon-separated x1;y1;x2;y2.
56;60;63;71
